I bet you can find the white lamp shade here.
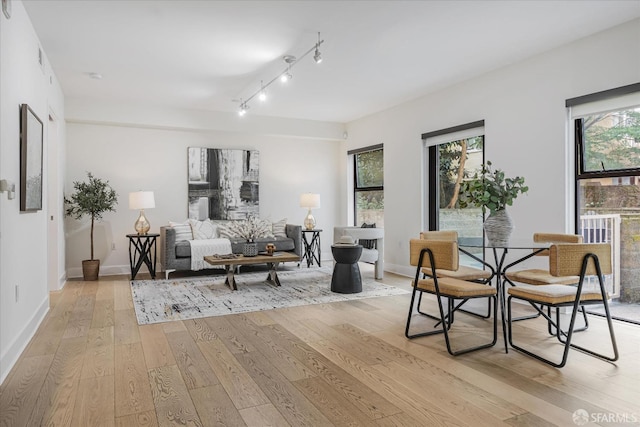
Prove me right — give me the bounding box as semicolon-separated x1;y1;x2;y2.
300;193;320;209
129;191;155;210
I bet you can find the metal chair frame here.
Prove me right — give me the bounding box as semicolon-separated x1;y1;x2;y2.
406;246;498;356
507;251;618;368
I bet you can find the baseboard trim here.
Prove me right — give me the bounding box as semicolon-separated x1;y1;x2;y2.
0;296;49;385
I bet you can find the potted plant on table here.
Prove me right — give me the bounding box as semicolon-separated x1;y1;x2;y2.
458;161;528;245
64;172;118;280
225;216;272;256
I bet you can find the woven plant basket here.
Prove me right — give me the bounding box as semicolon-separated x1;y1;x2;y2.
82;259;100;281
242;242;258;257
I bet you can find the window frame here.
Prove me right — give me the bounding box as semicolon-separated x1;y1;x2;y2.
350;144;383;227
570;83;640;231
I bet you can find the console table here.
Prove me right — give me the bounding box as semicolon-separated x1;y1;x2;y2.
301;229;322;267
127;233;159;280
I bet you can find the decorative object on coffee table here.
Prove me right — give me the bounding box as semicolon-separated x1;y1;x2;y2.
300;192;320;230
225;216;271;257
459;161;528;246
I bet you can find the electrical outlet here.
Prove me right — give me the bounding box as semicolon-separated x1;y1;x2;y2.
15;285;18;302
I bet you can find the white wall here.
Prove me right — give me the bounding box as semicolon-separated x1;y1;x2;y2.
64;114;345;277
346;19;640;276
0;1;65;383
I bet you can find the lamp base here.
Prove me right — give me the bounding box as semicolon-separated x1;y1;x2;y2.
304;210;316;230
134;210;150;235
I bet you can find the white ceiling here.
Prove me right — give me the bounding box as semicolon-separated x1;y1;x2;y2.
22;0;640;123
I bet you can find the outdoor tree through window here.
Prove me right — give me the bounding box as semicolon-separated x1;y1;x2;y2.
354;148;384;227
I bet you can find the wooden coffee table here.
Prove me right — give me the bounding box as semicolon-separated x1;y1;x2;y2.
204;252;300;290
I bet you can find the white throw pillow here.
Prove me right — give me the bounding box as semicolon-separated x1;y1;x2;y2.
272;218;287;238
188;219;218;240
169;221;193;242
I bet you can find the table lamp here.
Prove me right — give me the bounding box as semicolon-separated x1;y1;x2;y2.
129;191;155;234
300;193;320;230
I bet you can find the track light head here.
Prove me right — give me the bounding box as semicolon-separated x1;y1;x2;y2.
280;71;292;83
313;47;322;64
238;102;248;116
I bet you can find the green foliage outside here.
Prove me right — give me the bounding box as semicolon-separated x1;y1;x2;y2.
355;150;384;219
356;150;383;187
583;109;640;171
439;136;483;208
65;172;118;260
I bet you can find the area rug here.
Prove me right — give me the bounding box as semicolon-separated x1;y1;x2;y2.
130;267;409;325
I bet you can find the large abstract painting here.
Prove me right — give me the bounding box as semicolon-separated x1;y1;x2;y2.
188;147;259;220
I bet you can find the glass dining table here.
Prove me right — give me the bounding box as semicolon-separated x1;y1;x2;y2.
458;237;551;352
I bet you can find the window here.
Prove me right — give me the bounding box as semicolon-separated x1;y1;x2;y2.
352;146;383;227
569;83;640;324
423;121;484;235
578;108;640;174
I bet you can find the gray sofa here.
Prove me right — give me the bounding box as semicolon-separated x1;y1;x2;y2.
160;224;302;279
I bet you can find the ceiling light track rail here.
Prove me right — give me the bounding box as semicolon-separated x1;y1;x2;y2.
238;32;324;116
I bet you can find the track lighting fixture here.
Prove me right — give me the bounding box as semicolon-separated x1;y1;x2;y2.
314;32;323;64
236;32;324;117
238;101;248;116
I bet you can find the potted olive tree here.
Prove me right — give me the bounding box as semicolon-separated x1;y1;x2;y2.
459;161;528;245
65;172;118;280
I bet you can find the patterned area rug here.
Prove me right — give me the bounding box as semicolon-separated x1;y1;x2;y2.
130;267;408;325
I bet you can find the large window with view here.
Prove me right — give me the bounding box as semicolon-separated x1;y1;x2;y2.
572;86;640;325
353;147;383;227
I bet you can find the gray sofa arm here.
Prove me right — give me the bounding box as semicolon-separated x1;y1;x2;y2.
285;224;303;259
160;226;177;270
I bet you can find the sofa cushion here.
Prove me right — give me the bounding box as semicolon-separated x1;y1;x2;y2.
230;236;295;254
360;223;377;249
271;218;288;237
169;221;193;242
189;218;217;240
175;240;191;258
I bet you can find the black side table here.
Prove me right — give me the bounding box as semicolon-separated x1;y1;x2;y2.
331;244;363;293
301;229;322;267
127;233;159;280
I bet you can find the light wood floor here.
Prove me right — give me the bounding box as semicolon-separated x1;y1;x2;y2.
1;268;639;426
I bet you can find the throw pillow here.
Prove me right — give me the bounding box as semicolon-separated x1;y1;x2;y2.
360;222;377;249
188;219;218;240
271;218;287;238
169;221;193;242
217;223;236;239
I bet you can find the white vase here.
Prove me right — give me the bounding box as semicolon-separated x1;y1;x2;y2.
484;209;514;246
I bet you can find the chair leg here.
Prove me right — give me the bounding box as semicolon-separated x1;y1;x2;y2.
405;288;447;339
443;295;498;356
508;295;618;368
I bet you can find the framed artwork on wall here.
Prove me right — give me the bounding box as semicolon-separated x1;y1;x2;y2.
20;104;44;212
187;147;259;220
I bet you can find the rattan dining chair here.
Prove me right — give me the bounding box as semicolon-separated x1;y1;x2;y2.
419;231;495;320
506;243;618;368
504;233;587;327
406;239;498;356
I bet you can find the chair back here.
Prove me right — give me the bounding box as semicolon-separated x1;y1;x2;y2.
419;230;457;241
532;233;583;256
409;239;458;271
549;243;611;277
